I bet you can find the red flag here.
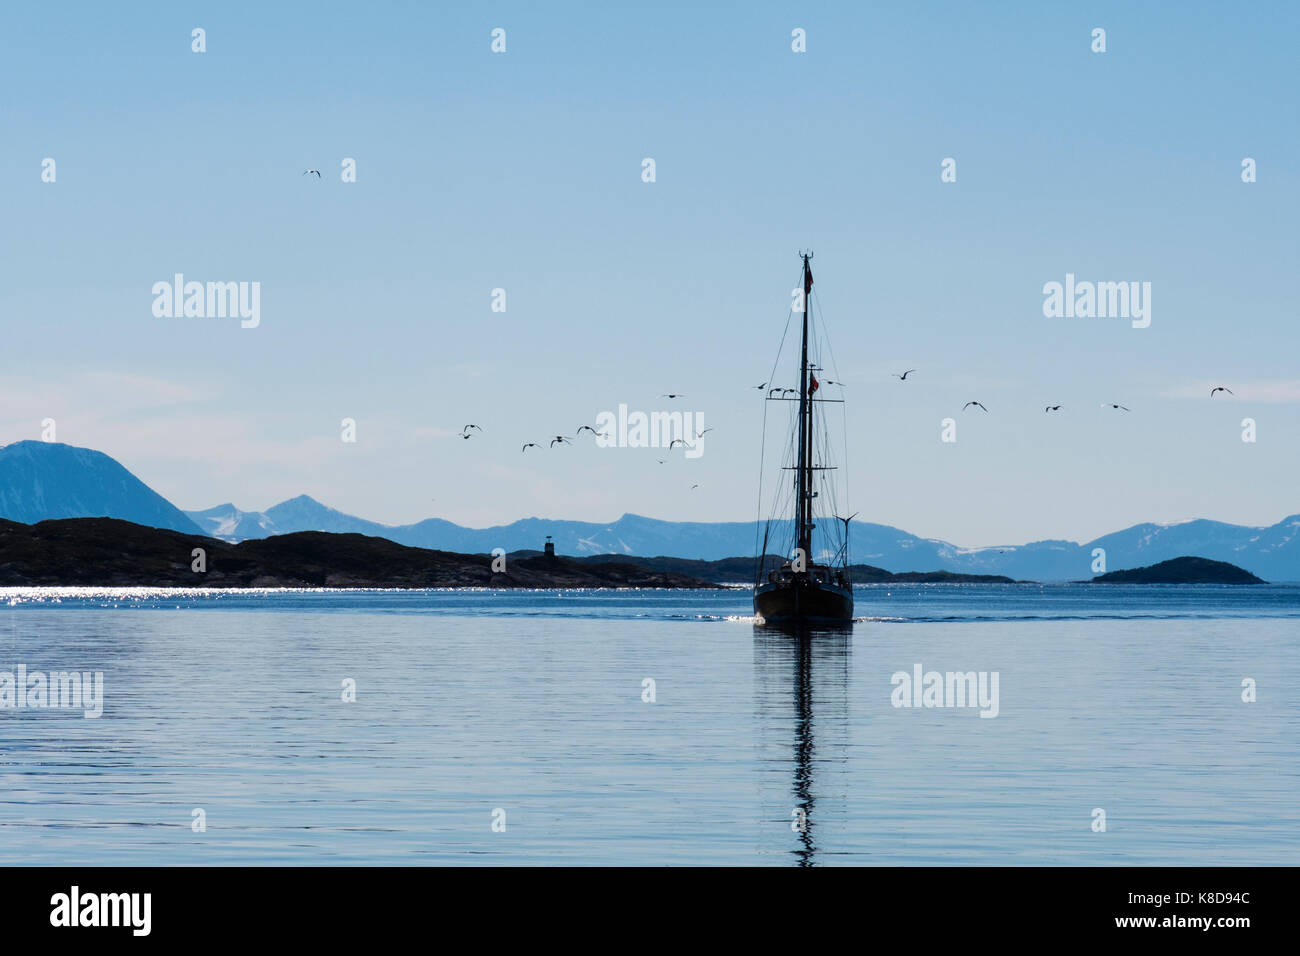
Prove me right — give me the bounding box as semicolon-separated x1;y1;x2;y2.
810;374;819;394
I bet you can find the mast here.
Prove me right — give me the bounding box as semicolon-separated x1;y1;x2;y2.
796;253;813;562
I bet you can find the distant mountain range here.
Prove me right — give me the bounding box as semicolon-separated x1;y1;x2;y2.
3;440;1299;580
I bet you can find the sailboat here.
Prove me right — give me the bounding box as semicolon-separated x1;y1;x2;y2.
753;253;855;625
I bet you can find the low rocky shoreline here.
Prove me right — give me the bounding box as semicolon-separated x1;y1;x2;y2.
0;518;721;589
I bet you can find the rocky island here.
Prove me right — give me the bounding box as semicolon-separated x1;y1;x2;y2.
1082;556;1266;584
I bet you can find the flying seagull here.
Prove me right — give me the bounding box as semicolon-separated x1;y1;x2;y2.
1045;405;1062;412
1210;386;1234;397
659;393;685;399
697;427;715;436
1102;403;1131;411
690;484;700;490
668;438;692;450
894;370;917;381
963;401;988;412
460;432;475;439
303;169;321;178
462;424;482;433
521;443;539;452
550;436;572;447
751;382;768;390
575;425;599;435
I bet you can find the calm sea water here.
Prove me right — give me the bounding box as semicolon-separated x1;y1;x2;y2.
2;584;1297;865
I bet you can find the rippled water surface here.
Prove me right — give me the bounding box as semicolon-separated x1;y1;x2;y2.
2;585;1297;864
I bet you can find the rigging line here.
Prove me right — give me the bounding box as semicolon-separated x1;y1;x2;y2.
754;364;772;578
766;308;795;391
754;262;806;573
763;386;797;553
810;283;852;568
763;261;805;392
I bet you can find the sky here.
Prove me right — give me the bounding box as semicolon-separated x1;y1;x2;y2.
1;1;1296;547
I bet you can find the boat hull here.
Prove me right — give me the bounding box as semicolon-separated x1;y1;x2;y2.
754;579;854;624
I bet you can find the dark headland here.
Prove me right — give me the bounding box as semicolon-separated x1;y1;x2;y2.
1081;556;1266;584
0;517;1020;588
0;518;716;589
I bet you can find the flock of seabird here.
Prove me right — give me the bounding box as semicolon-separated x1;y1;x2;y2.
854;369;1238;415
453;366;1237;465
450;399;707;491
442;363;1235;500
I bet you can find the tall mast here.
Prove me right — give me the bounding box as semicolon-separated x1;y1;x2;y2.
796;253;813;561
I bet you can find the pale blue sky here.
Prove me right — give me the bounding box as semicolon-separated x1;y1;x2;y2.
1;1;1296;546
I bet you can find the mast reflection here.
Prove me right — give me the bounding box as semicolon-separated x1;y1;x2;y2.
754;622;852;866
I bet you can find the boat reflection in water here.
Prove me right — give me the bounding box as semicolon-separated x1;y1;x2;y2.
753;622;852;865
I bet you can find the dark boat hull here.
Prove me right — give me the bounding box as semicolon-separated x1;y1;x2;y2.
754;579;854;624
